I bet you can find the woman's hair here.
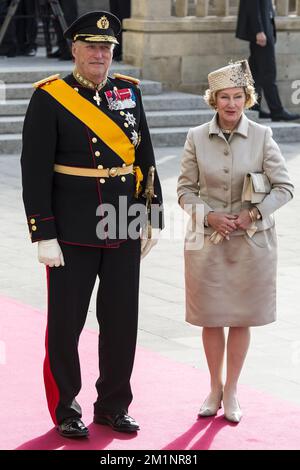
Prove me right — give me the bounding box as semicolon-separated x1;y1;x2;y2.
203;85;257;109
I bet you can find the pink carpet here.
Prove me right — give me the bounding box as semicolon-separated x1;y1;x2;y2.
1;295;300;450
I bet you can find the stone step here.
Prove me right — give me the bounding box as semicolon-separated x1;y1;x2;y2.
0;134;22;154
1;107;259;135
0;117;24;134
142;92;206;111
0;62;141;84
2;79;162;100
0;92;205;116
2;121;300;154
259;120;300;142
0;109;217;134
0;110;259;135
1;84;33;101
0;100;28;116
1;56;299;153
150;122;300;147
147;109;258;127
147;110;213;128
0;109;216;134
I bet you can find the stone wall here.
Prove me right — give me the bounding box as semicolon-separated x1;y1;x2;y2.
171;0;239;16
123;10;300;112
123;16;249;93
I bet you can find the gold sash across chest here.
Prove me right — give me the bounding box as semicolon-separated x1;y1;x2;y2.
41;79;135;165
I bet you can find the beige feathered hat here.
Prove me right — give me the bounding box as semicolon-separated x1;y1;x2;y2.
208;60;254;93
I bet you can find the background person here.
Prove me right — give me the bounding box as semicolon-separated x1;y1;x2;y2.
236;0;300;121
109;0;130;61
47;0;78;60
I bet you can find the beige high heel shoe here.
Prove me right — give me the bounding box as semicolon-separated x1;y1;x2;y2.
223;395;242;423
198;391;223;417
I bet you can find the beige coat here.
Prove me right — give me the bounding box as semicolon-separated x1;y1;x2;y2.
177;113;294;327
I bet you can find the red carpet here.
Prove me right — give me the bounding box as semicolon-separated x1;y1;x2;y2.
1;295;300;450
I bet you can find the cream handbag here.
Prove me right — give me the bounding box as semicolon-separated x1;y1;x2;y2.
242;172;271;204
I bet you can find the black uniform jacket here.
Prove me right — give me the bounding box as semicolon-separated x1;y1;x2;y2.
21;74;163;247
236;0;276;43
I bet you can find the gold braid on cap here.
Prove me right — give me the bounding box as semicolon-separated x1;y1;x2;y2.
73;34;118;44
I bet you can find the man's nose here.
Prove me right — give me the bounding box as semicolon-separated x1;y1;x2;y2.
93;49;103;58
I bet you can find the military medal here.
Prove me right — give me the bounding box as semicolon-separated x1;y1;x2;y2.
105;87;137;111
131;130;141;147
124;112;136;127
93;90;102;106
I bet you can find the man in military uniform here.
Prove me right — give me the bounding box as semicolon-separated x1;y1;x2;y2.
21;11;163;438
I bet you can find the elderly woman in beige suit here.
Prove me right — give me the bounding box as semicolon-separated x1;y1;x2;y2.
177;60;294;423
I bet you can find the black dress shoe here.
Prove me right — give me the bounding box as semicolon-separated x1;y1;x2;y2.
25;48;37;57
57;417;89;438
47;49;61;59
6;48;17;58
271;109;300;121
250;104;270;119
93;412;140;433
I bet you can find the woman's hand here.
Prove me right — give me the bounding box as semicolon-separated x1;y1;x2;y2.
234;209;253;231
207;212;238;238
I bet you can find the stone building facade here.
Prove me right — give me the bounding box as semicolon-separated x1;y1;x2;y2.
77;1;300;112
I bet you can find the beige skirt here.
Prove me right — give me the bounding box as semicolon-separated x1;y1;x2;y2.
184;228;277;327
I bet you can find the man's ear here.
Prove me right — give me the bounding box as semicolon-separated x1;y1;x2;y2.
71;42;76;58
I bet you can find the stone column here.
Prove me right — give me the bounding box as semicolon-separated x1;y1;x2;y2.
296;0;300;15
276;0;289;16
131;0;171;19
196;0;209;17
213;0;230;16
175;0;189;17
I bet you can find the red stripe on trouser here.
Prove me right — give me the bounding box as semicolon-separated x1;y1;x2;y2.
43;266;60;425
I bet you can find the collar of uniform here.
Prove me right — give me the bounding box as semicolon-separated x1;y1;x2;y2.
209;112;249;138
73;68;108;91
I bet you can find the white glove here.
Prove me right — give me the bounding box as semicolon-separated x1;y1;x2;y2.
38;238;65;267
140;227;160;259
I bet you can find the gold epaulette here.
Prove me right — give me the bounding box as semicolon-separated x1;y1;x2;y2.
113;73;140;86
33;74;60;89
